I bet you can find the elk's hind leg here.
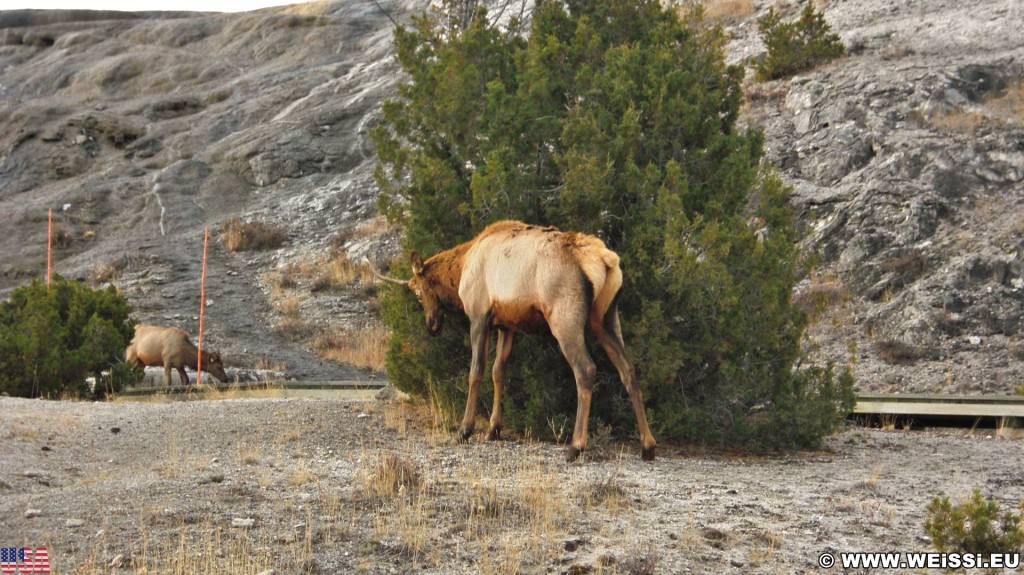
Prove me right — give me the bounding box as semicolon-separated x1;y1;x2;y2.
488;328;514;440
591;311;657;461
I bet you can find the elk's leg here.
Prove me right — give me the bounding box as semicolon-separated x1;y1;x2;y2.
488;328;514;440
460;316;491;442
164;363;174;387
591;311;657;461
177;366;190;386
552;318;596;462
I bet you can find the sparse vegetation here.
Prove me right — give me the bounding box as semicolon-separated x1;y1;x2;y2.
924;490;1024;556
793;272;850;320
261;250;387;372
701;0;755;24
4;392;1024;574
309;253;376;293
313;323;390;373
220;217;287;252
874;338;924;365
922;78;1024;134
755;0;845;81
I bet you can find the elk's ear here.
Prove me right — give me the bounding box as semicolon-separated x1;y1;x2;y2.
411;251;424;276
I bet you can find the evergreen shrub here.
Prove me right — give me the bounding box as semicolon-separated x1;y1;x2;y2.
755;0;845;82
373;0;853;450
0;275;134;398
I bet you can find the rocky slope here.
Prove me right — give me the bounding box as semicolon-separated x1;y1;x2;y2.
724;0;1024;394
1;0;1022;393
0;0;414;379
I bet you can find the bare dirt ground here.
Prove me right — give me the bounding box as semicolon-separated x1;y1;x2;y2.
1;394;1022;575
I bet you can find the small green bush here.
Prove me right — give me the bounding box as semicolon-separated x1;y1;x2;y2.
0;275;134;398
924;490;1024;556
755;0;845;82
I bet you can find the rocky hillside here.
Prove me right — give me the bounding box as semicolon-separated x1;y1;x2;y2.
0;0;415;380
1;0;1022;393
724;0;1024;395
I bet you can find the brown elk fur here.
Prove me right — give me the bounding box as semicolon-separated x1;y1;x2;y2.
400;220;657;461
126;324;228;386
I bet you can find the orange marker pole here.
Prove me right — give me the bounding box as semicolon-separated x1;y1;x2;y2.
197;226;209;384
47;208;52;285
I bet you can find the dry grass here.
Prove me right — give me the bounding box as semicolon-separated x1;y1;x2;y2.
359;451;423;501
312;323;390;373
51;220;73;249
220;217;287;252
328;215;396;250
274;295;309;340
252;354;287;372
793;272;850;320
310;254;376;293
930;108;989;134
874;338;924;365
259;241;386;371
3;411;79;441
925;79;1024;134
91;260;121;284
702;0;755;23
288;459;318;487
986;79;1024;125
236;442;261;465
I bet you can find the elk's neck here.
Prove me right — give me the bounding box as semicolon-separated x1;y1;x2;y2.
426;242;470;311
185;346;200;370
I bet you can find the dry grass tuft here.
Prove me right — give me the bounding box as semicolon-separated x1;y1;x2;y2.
987;79;1024;124
288;460;317;487
220;217;287;252
237;442;261;465
313;323;390;373
309;253;376;293
793;272;850;320
702;0;755;23
360;452;423;501
874;338;924;365
619;541;661;575
924;79;1024;133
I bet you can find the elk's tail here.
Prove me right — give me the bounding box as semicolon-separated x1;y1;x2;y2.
576;239;622;324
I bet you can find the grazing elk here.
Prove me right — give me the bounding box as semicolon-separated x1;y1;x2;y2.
126;324;228;386
373;220;657;461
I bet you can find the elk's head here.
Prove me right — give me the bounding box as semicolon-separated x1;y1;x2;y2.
202;351;229;383
409;251;445;336
366;253;445;337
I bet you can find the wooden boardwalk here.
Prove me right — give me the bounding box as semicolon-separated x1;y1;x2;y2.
120;379;388;399
853;393;1024;429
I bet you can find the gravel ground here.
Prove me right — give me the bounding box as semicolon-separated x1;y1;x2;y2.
1;395;1022;574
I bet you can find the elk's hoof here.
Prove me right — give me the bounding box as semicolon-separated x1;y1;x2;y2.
458;428;473;443
486;426;502;441
641;446;656;462
565;446;582;462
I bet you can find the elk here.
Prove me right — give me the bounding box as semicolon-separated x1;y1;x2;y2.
372;220;657;461
126;324;228;386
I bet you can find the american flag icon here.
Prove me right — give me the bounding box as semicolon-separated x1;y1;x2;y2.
0;547;50;574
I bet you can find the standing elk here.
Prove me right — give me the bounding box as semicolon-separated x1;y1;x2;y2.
126;324;228;386
372;220;657;461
